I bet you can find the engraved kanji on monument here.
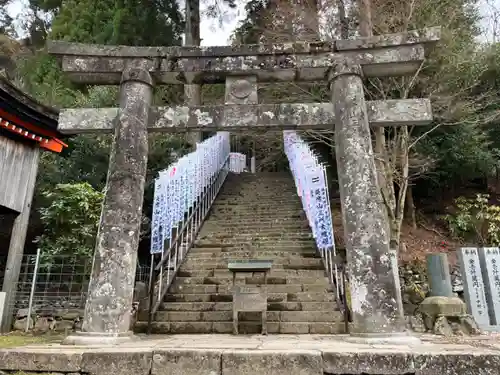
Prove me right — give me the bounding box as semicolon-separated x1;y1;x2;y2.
478;247;500;325
457;247;489;327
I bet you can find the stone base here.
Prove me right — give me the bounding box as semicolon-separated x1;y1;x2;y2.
62;331;135;345
480;325;500;332
345;331;422;345
2;334;499;375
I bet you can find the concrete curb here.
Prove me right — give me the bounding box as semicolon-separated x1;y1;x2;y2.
1;346;500;375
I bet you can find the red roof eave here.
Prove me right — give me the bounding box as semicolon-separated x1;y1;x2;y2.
0;109;67;153
0;109;68;153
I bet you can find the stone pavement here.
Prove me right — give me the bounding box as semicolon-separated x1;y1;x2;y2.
1;333;500;375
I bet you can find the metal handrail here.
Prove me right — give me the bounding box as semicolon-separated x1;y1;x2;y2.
146;156;230;333
321;250;350;332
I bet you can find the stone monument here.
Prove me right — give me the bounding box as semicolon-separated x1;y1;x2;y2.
478;247;500;327
458;247;490;328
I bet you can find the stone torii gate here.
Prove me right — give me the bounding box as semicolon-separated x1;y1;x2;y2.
48;26;440;345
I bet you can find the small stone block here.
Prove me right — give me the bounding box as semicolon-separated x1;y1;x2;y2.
81;350;152;375
279;322;310;334
222;350;322;375
323;352;414;374
170;322;213;333
420;296;466;318
152;349;222;375
228;260;273;272
414;353;500;375
0;349;83;372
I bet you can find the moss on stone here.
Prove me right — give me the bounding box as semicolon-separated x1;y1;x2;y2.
0;333;62;348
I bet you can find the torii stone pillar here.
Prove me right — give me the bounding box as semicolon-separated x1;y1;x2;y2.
330;59;415;343
63;67;153;345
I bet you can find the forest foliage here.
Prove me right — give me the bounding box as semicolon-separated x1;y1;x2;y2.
1;0;500;261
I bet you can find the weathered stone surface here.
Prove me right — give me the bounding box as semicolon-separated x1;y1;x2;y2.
457;247;490;327
420;296;467;318
81;350;152;375
57;99;432;134
0;349;83;372
2;333;500;375
323;352;414;374
48;32;439;85
222;350;322;375
69;67;153;341
460;315;481;335
13;316;32;330
335;26;440;51
330;58;406;335
33;316;56;332
433;316;453;336
48;28;440;58
414;353;500;375
151;349;221;375
410;314;426;333
426;253;453;297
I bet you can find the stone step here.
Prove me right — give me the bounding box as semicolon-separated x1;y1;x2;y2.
189;247;317;253
211;203;302;208
190;246;317;253
187;251;318;259
169;283;332;294
203;217;306;223
193;240;315;246
217;189;297;193
206;216;305;222
208;211;304;217
177;269;327;278
217;195;298;199
151;310;342;323
180;261;324;270
198;228;310;234
190;247;317;253
195;237;314;243
182;256;322;264
184;256;321;264
135;321;345;334
172;276;329;285
196;234;313;240
199;223;309;230
204;217;307;222
220;183;295;187
164;292;335;303
213;202;301;207
159;301;338;312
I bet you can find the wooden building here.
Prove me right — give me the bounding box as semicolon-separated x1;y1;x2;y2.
0;76;66;331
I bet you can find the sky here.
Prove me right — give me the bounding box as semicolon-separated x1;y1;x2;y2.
5;0;500;46
5;0;247;46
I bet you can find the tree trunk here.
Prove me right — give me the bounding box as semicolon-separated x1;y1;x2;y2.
185;0;202;149
358;0;373;36
337;0;349;39
405;184;417;230
390;126;410;250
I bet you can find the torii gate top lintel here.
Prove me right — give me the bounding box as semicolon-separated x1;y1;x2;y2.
47;27;441;86
50;27;440;135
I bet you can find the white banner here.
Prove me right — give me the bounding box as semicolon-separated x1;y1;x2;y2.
283;131;335;251
150;132;230;254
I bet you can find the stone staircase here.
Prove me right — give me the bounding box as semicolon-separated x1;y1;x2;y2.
138;172;344;334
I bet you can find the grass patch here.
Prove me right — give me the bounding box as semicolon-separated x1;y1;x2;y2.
0;333;63;348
